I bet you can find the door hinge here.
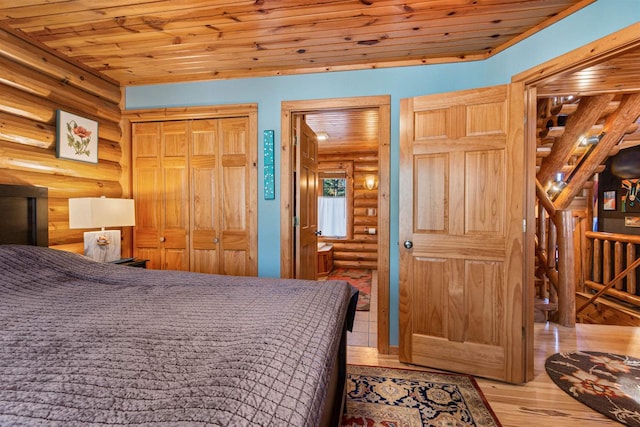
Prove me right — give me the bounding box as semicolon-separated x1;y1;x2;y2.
293;216;299;227
293;135;298;146
523;219;527;233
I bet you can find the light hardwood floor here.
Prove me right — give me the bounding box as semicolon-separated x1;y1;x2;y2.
347;322;640;426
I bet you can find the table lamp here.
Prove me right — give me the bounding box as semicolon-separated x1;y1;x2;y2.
68;197;135;262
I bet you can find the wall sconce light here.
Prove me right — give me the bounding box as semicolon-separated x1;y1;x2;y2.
68;197;135;262
364;174;378;190
579;132;605;146
547;172;567;197
549;180;567;194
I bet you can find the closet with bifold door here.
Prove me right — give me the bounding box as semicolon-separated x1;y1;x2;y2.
131;107;257;276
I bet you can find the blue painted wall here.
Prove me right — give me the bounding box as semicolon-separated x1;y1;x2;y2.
127;1;640;346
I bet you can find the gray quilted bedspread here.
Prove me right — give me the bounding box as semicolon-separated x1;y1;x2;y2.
0;245;356;426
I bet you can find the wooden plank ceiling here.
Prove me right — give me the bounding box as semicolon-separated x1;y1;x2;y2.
533;40;640;202
2;0;639;184
0;0;592;86
305;108;380;154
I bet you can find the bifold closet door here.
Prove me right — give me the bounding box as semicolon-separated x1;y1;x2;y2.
134;116;256;275
133;121;189;271
190;117;255;276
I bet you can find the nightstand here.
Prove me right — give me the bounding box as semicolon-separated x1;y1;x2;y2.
111;258;148;268
317;244;333;277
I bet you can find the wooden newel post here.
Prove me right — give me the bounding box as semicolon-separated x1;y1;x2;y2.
556;209;576;327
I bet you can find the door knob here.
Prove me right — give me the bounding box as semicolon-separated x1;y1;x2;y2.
159;237;166;242
403;240;413;249
213;238;219;244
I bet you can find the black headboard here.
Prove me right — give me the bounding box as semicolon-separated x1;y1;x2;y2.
0;184;48;247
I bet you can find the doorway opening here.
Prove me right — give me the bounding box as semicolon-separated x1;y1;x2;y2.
280;96;391;353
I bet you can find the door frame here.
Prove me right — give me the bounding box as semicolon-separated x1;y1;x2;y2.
512;23;640;92
280;95;391;353
512;23;640;379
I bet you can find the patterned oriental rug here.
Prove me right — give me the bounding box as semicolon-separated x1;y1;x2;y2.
341;365;501;427
545;351;640;426
327;268;371;311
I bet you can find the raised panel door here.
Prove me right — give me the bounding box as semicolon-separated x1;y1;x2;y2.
219;117;255;276
160;122;189;271
133;121;189;271
399;84;528;383
295;116;318;280
132;122;162;269
190;119;219;273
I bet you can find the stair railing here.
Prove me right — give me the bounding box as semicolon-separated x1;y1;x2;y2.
578;231;640;313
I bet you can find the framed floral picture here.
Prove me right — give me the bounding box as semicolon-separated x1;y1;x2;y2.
56;110;98;163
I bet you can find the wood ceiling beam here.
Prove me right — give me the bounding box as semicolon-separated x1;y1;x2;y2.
537;94;615;185
555;93;640;210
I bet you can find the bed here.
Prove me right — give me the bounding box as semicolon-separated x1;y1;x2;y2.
0;184;357;426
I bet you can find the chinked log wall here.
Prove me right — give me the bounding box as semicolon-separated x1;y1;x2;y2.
0;27;124;254
319;149;378;270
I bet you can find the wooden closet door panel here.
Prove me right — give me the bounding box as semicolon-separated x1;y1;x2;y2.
162;121;188;157
219;117;253;276
190;119;219;274
160;121;189;271
132;123;162;269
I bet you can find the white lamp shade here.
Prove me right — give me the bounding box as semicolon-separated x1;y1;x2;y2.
69;198;135;229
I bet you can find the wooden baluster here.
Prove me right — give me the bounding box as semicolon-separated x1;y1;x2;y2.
538;204;547;258
536;203;548;300
603;240;612;285
593;239;601;282
614;241;624;290
628;243;637;295
541;213;549;300
574;216;584;293
580;216;589;293
548;218;558;305
547;220;557;270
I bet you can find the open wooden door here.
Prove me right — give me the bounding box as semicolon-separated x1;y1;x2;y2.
399;83;529;383
295;115;319;280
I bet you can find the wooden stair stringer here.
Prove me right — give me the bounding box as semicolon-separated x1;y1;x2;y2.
576;291;640;326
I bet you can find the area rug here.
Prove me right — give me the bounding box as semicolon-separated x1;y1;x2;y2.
328;268;371;311
341;365;501;427
545;351;640;426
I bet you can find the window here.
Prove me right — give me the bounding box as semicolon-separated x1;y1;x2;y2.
319;177;347;237
317;162;353;239
322;178;346;197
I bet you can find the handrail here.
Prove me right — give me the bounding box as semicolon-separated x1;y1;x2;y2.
581;231;640;312
577;256;640;313
585;231;640;244
536;179;557;221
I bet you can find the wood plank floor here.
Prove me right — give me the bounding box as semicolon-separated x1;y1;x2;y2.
347;322;640;426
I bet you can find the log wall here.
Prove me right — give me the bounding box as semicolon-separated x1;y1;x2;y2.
0;27;124;254
318;150;378;270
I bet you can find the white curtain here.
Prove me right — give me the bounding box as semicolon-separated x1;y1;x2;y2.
318;196;346;237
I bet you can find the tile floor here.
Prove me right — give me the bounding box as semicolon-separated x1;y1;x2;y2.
346;270;377;347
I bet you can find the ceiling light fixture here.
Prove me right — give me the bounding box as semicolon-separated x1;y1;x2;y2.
316;132;329;142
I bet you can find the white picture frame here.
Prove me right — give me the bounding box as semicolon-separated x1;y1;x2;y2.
56;110;98;164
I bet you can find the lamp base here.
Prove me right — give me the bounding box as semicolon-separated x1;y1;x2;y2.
84;230;121;262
